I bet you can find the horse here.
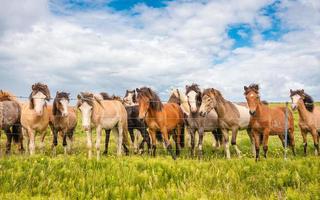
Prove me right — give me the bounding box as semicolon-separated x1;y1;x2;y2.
177;84;223;157
48;91;77;155
77;92;130;159
244;84;295;161
199;87;252;159
136;87;184;160
290;89;320;155
21;83;51;155
0;90;24;154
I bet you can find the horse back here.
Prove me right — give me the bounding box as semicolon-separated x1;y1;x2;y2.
163;103;184;128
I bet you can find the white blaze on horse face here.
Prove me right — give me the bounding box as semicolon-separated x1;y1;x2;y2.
187;91;197;113
33;92;46;116
291;94;300;110
60;99;69;117
79;102;92;130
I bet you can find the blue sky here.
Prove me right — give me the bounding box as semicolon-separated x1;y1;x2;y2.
0;0;319;102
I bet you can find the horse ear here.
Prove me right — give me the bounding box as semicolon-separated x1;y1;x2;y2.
32;84;36;90
136;88;140;93
301;89;304;93
29;93;34;109
77;94;82;100
244;86;248;91
56;91;59;95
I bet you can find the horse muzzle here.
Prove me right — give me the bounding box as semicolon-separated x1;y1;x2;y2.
199;111;206;117
249;110;256;116
83;125;91;131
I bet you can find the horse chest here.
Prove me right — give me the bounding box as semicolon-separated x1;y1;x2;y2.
146;119;159;130
53;117;68;130
99;117;119;129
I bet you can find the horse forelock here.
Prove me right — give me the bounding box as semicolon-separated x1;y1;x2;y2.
100;92;112;100
31;82;51;101
137;87;163;111
244;84;259;95
77;92;94;107
290;89;314;112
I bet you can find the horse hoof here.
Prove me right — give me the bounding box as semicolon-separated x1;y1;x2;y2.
103;151;108;155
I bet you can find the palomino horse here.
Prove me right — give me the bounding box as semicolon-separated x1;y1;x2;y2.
244;84;295;161
77;92;130;159
136;87;184;160
122;90;151;154
0;90;24;154
178;84;222;157
21;83;51;155
199;88;252;159
290;89;320;155
48;92;77;155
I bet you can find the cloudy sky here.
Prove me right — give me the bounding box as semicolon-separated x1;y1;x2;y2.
0;0;319;102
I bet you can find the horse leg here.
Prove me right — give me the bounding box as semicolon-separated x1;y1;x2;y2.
149;129;157;157
67;129;74;154
28;129;36;155
311;128;319;156
129;129;138;154
198;128;204;158
62;131;68;155
189;128;196;157
262;129;270;159
247;128;255;157
231;126;241;158
103;129;110;155
252;130;260;161
221;129;230;159
5;129;12;155
139;127;151;154
95;126;102;159
51;128;58;156
301;129;308;156
22;128;29;155
85;129;93;159
161;127;176;160
176;125;182;157
289;128;296;156
40;130;47;154
116;124;123;156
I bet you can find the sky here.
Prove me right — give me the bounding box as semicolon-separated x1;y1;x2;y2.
0;0;319;103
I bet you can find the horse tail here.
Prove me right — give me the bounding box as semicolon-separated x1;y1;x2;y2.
11;124;21;144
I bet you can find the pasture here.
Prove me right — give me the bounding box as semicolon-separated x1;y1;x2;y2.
0;103;319;199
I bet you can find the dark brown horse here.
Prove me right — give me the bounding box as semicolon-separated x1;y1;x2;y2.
0;90;24;154
290;89;320;155
244;84;295;161
136;87;184;159
48;92;77;155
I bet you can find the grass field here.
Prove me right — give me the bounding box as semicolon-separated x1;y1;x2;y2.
0;103;319;199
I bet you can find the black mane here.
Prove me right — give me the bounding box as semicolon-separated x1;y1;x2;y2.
137;87;163;111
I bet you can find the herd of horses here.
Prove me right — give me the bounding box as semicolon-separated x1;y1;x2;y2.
0;82;319;161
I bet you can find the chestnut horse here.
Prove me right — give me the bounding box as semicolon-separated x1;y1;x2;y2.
136;87;184;160
21;83;51;155
48;92;77;155
0;90;24;154
199;88;252;159
244;84;295;161
290;89;320;155
77;92;130;159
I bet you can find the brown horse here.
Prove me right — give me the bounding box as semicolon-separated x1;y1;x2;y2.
290;89;320;155
21;83;51;155
136;87;184;160
48;92;77;155
199;88;252;159
0;90;24;154
244;84;295;161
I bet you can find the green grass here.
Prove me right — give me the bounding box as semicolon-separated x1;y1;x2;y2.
0;103;319;199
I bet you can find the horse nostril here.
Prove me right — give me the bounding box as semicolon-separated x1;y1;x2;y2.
249;111;256;116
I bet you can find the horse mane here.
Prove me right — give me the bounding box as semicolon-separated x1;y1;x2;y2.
202;88;226;103
137;87;163;111
53;92;70;116
0;90;18;102
77;92;94;107
168;90;180;105
244;83;259;95
290;89;314;112
100;92;112;100
186;84;202;107
125;90;136;103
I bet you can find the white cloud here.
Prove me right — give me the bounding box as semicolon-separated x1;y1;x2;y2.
0;0;319;103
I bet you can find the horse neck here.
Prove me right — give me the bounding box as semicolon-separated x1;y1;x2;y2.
297;100;309;121
215;100;226;118
180;93;190;115
254;101;264;120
